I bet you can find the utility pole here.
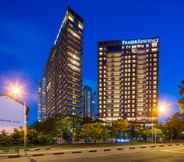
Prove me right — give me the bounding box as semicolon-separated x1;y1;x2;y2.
24;103;29;154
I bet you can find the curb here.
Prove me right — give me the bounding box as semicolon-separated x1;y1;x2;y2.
7;155;20;158
0;143;183;159
71;151;82;154
88;150;97;152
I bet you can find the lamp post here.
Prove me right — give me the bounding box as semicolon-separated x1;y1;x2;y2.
6;82;28;152
23;102;28;150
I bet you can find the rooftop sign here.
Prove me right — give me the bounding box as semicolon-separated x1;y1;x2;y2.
122;38;159;45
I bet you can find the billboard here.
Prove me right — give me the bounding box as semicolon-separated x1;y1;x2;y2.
0;96;24;133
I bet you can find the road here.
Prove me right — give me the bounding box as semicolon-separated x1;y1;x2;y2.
1;144;184;162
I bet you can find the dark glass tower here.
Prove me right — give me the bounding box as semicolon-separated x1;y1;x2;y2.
38;77;47;122
98;38;159;125
81;85;97;120
46;8;84;118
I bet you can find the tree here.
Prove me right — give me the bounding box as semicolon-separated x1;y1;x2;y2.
0;131;10;146
139;129;152;141
10;128;24;145
55;116;73;143
80;122;110;142
178;80;184;113
111;119;128;138
32;115;75;143
112;119;128;132
159;113;184;141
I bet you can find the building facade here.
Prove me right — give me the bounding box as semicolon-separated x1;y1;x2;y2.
45;8;84;118
98;38;159;124
81;86;96;119
38;77;47;122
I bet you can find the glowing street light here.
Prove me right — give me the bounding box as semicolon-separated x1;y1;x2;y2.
158;101;170;115
6;82;25;99
6;82;28;153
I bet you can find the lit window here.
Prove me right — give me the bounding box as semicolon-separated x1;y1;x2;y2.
153;58;157;62
68;14;74;22
152;42;157;47
67;28;80;40
68;63;80;72
152;48;158;52
153;67;157;71
69;58;80;66
78;22;83;30
152;54;157;58
68;51;80;61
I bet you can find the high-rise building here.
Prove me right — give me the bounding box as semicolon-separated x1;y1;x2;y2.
45;8;84;118
98;38;159;125
91;91;97;120
81;85;97;119
38;77;47;122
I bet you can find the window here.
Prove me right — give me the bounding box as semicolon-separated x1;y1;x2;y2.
68;63;80;72
78;22;83;30
152;48;158;52
152;42;157;47
67;51;80;61
68;14;74;22
69;58;80;66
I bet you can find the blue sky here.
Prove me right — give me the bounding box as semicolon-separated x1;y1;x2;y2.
0;0;184;124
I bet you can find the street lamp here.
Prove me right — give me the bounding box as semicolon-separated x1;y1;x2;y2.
6;82;28;152
158;102;169;115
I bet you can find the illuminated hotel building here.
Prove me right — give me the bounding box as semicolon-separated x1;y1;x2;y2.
46;8;83;118
98;38;159;124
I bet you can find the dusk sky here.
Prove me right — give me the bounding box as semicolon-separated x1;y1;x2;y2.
0;0;184;124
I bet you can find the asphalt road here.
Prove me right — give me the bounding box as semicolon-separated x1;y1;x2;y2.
2;145;184;162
